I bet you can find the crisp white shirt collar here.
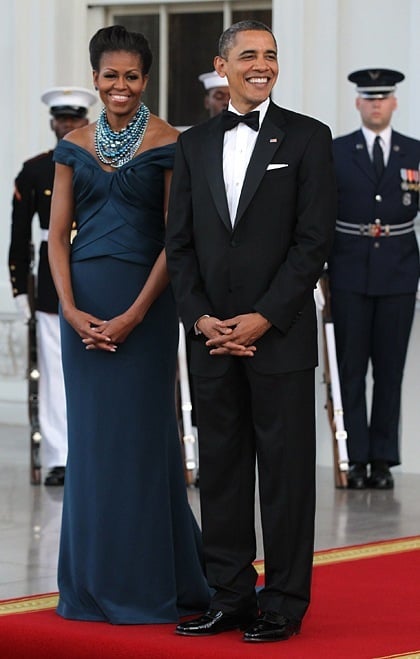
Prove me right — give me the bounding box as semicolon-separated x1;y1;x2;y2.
361;124;392;150
361;124;392;163
227;97;270;129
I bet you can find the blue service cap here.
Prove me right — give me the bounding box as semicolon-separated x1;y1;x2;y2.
348;69;404;99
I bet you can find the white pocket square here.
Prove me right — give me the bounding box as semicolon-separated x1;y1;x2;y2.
266;163;288;170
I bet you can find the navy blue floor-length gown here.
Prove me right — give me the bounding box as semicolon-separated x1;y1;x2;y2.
54;140;210;624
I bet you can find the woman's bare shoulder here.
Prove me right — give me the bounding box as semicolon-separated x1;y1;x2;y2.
146;114;180;147
63;123;96;153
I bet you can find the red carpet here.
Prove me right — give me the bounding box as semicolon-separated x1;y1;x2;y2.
1;537;419;659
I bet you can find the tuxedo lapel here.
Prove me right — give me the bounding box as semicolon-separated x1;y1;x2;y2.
202;105;287;231
203;117;232;232
234;106;285;227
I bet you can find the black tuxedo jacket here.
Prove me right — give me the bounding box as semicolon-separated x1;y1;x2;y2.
166;101;337;376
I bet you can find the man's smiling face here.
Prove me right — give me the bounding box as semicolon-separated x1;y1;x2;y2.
214;29;278;114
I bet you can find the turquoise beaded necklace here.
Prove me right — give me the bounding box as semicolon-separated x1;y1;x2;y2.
94;103;150;168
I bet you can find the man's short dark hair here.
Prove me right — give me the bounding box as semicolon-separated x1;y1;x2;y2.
218;20;276;59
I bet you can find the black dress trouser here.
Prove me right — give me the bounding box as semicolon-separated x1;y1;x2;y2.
193;359;316;622
331;289;416;466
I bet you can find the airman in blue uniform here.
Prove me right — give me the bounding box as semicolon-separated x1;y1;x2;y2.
328;69;420;489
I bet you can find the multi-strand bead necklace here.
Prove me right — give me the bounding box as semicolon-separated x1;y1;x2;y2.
94;103;150;168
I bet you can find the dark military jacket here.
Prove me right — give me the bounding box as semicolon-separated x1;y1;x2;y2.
8;150;59;313
328;129;420;295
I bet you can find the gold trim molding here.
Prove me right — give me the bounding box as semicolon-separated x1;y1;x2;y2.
1;536;419;616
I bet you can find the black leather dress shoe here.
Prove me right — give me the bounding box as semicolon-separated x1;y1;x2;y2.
243;611;301;642
175;608;256;636
347;463;368;489
368;461;394;489
44;466;65;486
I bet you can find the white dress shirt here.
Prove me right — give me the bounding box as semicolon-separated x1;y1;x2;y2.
223;98;270;226
195;97;271;333
361;124;392;166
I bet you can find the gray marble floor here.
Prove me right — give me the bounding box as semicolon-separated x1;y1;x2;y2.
0;423;419;601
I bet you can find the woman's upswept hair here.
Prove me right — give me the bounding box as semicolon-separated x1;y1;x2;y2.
89;25;152;75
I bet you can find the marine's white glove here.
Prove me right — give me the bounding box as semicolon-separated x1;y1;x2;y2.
15;294;31;321
313;279;325;311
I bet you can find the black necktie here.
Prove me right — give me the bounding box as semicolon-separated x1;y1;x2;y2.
373;135;385;180
221;109;260;132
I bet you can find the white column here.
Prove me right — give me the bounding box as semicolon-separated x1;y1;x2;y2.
334;0;419;138
271;0;305;112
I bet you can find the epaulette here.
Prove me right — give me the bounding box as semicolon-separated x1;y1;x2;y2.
23;150;53;166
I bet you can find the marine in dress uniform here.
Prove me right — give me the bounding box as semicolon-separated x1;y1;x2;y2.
328;69;420;490
8;86;97;485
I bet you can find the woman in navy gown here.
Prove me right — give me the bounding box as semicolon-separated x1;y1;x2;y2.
48;25;210;624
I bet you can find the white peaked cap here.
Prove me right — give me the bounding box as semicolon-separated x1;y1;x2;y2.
198;71;229;90
41;87;97;116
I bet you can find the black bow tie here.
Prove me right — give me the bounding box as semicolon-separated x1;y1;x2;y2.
221;109;260;132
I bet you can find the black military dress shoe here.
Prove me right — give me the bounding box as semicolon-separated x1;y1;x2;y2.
243;611;301;642
44;466;65;486
175;608;256;636
347;463;368;489
368;461;394;489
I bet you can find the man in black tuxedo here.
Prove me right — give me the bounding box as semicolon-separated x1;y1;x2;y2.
166;20;336;642
328;69;420;490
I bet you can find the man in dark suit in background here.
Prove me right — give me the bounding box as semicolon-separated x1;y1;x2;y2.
166;20;336;642
328;70;420;491
8;86;96;486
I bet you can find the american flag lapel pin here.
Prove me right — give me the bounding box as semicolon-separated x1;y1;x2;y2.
269;138;278;143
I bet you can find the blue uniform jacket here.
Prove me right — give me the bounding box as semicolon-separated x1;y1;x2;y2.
329;129;420;295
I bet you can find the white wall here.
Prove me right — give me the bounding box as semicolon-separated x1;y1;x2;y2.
1;0;419;471
0;0;105;422
272;0;420;140
1;0;101;313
